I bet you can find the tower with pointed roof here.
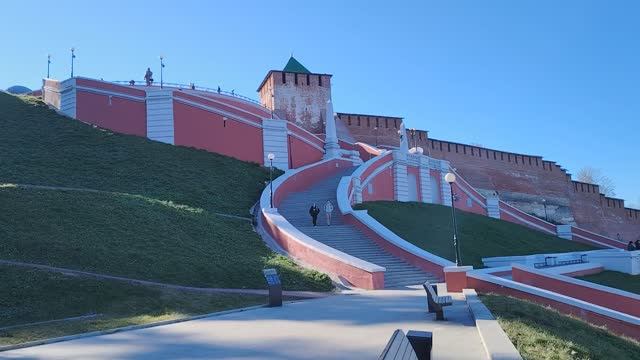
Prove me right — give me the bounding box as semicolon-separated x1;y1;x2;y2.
258;56;332;134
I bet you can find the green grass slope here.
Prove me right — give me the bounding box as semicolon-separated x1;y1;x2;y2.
577;271;640;295
0;93;331;291
482;294;640;360
0;93;268;216
0;266;266;346
357;201;596;268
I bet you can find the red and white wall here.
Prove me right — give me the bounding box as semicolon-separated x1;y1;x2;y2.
41;77;326;170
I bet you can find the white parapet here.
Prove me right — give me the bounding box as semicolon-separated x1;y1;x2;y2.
486;195;501;219
556;224;572;240
393;150;409;202
440;160;452;206
60;78;77;118
262;118;289;170
146;89;175;144
418;155;433;203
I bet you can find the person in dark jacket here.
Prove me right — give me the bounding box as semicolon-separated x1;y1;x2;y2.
635;239;640;250
627;241;636;251
309;203;320;226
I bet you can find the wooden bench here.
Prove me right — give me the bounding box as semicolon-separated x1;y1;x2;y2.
423;282;452;320
379;329;433;360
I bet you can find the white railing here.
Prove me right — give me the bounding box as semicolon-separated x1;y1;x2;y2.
111;80;268;110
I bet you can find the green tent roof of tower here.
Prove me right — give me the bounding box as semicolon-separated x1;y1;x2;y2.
283;56;311;73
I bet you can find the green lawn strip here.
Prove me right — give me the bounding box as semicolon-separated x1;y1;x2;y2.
577;270;640;295
480;294;640;360
356;201;596;268
0;187;332;291
0;94;281;217
0;266;269;346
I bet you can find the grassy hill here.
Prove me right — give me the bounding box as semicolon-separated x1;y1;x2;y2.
482;294;640;360
0;93;332;291
0;266;266;346
356;201;597;268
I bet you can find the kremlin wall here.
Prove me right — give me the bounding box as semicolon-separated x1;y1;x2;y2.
40;56;639;242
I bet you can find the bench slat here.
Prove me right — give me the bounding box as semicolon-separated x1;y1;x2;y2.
395;335;411;360
380;330;403;359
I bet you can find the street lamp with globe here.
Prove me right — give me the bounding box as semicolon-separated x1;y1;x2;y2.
445;172;462;266
268;153;275;208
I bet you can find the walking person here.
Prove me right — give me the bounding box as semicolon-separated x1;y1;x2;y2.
144;67;153;86
309;203;320;226
627;241;636;251
324;200;334;226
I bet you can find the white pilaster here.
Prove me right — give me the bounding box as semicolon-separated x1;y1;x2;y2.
419;156;433;203
59;78;77;118
146;89;175;144
353;177;363;204
262;118;289;170
393;150;409;202
440;160;453;206
486;195;501;219
556;224;572;240
323;100;341;159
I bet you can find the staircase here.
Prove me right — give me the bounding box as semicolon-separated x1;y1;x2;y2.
278;167;439;288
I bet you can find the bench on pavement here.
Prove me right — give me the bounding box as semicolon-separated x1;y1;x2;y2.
423;282;452;320
379;329;433;360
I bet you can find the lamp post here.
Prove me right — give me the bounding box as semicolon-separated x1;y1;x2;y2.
159;55;165;88
373;127;378;147
268;153;275;208
542;199;548;222
70;48;76;78
445;172;461;266
47;54;51;78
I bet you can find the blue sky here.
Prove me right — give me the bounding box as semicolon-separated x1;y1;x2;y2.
2;1;639;206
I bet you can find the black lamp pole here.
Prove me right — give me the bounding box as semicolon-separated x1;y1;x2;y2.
449;183;461;266
160;56;165;88
47;54;51;78
70;48;76;78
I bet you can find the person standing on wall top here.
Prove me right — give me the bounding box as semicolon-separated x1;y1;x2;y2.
627;241;636;251
309;203;320;226
144;68;153;86
324;200;334;226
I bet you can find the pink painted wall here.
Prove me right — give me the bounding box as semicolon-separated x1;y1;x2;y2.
362;166;394;202
173;101;263;164
512;267;640;317
76;91;147;136
174;92;263;125
288;135;324;169
76;78;146;97
407;165;422;202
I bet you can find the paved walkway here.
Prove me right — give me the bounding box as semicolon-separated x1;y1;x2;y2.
2;289;486;360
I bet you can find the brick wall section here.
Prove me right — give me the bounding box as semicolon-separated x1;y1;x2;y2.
341;119;640;239
258;71;332;134
337;113;405;148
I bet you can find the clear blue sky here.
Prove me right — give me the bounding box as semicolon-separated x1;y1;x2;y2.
3;1;638;207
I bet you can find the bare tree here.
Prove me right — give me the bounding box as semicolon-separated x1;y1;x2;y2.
576;167;616;197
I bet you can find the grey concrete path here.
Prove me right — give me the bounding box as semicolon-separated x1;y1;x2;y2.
2;289;486;360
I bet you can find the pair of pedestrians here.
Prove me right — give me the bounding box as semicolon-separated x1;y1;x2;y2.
309;201;334;226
